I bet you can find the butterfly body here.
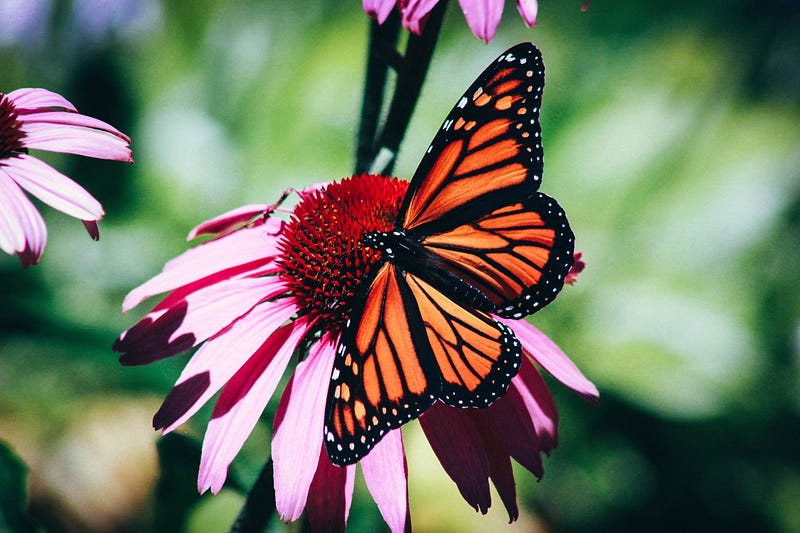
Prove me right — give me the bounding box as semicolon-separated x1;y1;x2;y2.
324;43;574;466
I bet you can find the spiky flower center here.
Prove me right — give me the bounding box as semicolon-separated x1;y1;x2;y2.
277;174;409;333
0;94;25;159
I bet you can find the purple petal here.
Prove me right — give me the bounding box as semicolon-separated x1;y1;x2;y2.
7;88;78;112
471;413;519;521
116;276;287;365
272;334;337;521
153;298;298;434
501;317;599;400
18;121;132;162
419;403;491;514
457;0;504;42
363;0;397;24
361;428;410;533
0;170;46;266
306;445;357;533
515;0;538;26
187;204;270;240
400;0;439;34
198;316;311;494
3;154;103;220
122;222;283;312
82;220;99;240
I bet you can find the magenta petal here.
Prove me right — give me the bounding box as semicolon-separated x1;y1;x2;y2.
0;170;47;266
458;0;504;42
116;276;287;365
7;88;78;112
471;412;519;522
82;220;100;240
187;204;270;240
272;334;337;521
501;317;599;400
122;224;282;311
155;298;298;434
19;121;132;162
361;428;410;533
515;0;538;26
514;357;559;453
363;0;397;24
306;445;356;533
400;0;439;33
198;316;311;494
419;403;491;514
4;154;104;220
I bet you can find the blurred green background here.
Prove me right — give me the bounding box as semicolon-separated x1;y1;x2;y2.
2;0;799;531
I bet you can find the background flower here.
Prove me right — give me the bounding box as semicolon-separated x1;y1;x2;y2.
0;88;131;267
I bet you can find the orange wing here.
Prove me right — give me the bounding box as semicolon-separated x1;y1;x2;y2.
323;263;522;466
420;192;574;318
398;43;545;235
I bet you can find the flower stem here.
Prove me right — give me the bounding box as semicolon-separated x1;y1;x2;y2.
227;459;275;533
355;0;448;176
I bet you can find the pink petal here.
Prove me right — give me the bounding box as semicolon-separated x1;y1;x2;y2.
7;88;78;112
122;222;283;311
457;0;504;42
272;334;337;521
0;170;46;266
3;154;103;220
17;110;131;143
400;0;439;34
187;204;270;240
306;445;357;533
198;316;312;494
152;298;298;434
19;121;132;162
513;357;559;453
361;428;410;533
419;403;491;514
515;0;538;26
116;276;287;365
363;0;397;24
501;317;599;400
471;413;519;521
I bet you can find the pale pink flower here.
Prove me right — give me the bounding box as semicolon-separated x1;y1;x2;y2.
0;88;132;267
115;175;597;531
363;0;538;42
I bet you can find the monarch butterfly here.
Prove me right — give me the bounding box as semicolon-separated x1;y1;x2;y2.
324;42;574;466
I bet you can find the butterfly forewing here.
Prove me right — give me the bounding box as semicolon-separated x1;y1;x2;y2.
421;192;574;318
399;42;545;235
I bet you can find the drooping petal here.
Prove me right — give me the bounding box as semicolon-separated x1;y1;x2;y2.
16;110;131;143
363;0;397;24
152;298;298;434
419;403;492;514
18;121;132;162
400;0;439;34
3;153;103;220
0;169;46;265
187;204;271;240
83;220;99;240
515;0;538;27
306;445;357;533
513;357;559;453
361;428;410;533
470;412;519;522
116;276;287;365
122;221;283;311
501;317;599;400
272;334;337;521
457;0;504;43
198;316;312;494
7;88;78;112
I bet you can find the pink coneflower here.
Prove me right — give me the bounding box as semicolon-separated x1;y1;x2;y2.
363;0;539;43
0;88;132;267
115;175;597;531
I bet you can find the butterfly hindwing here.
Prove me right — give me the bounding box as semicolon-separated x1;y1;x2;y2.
421;192;575;318
399;42;545;235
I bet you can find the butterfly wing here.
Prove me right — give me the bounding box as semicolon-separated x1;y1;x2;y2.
324;262;523;466
398;42;545;235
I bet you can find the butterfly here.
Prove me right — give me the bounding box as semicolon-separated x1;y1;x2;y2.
324;42;574;466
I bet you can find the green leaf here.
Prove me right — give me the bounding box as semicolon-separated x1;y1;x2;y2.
0;440;38;533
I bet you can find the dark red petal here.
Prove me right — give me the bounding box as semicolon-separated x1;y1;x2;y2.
472;411;519;522
419;403;491;514
153;372;211;430
306;445;349;533
115;300;196;365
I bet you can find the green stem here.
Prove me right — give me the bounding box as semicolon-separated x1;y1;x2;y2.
227;459;275;533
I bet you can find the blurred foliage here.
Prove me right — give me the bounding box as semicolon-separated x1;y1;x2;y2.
1;0;799;532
